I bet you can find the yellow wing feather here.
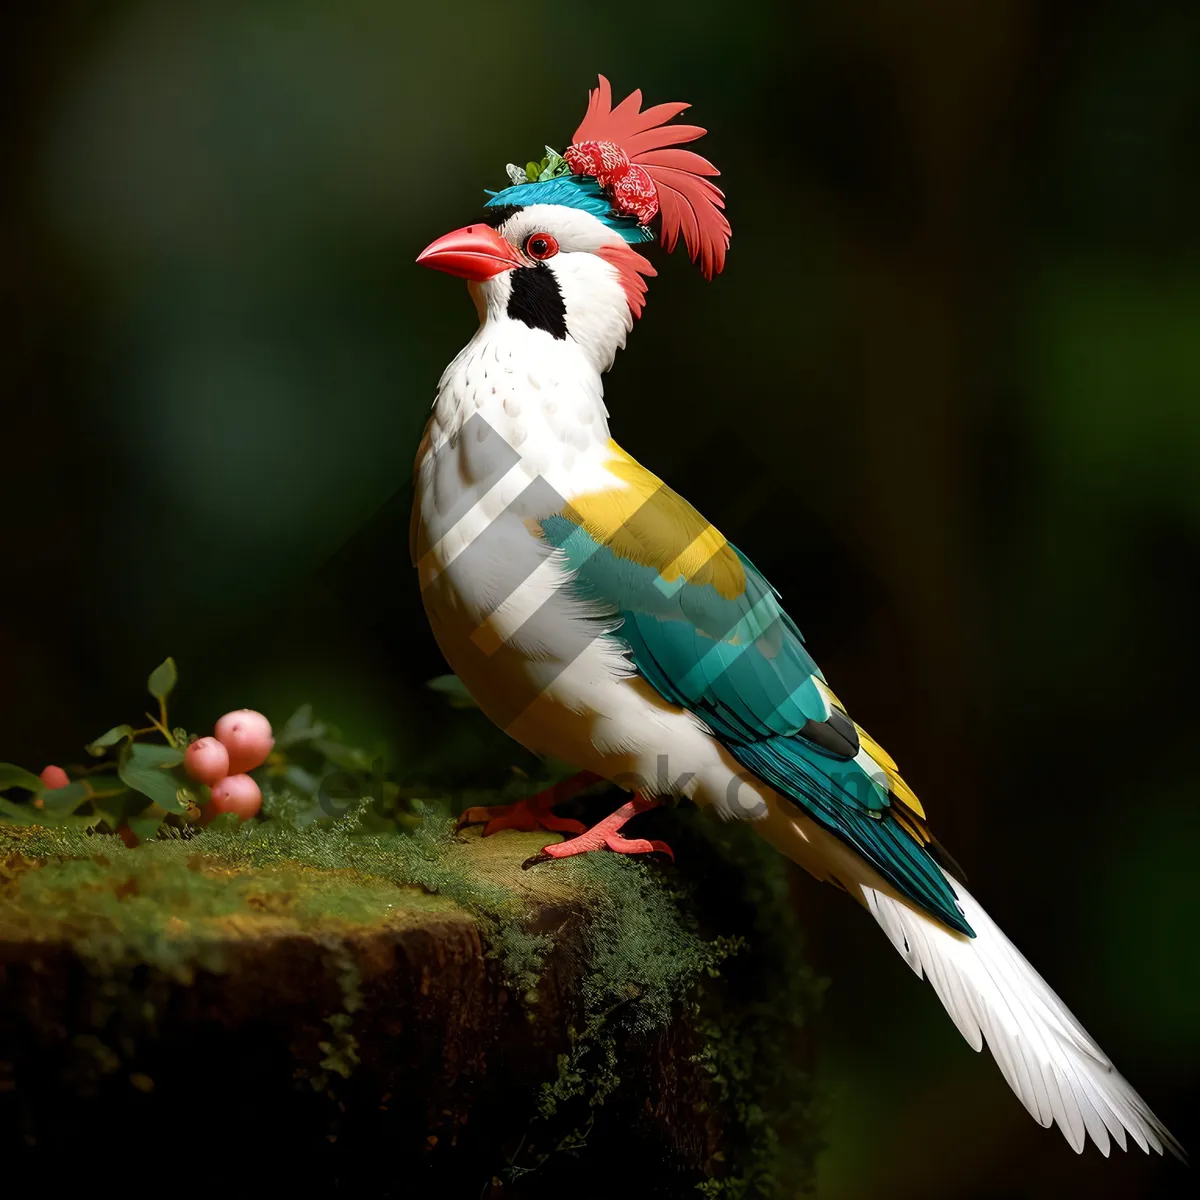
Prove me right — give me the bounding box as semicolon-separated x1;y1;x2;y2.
819;681;929;823
566;440;747;600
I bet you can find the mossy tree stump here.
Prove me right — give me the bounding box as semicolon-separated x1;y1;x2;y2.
0;809;822;1196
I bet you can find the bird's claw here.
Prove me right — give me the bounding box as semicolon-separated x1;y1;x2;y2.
522;834;674;870
522;795;673;867
456;773;601;839
456;800;586;839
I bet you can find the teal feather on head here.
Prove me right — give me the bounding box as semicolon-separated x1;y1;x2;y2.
485;177;656;245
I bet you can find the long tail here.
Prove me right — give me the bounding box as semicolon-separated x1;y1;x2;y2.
863;873;1184;1158
751;795;1183;1156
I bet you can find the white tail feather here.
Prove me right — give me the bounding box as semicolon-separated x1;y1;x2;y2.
863;875;1184;1158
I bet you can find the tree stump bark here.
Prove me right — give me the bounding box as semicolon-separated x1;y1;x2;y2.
0;814;821;1197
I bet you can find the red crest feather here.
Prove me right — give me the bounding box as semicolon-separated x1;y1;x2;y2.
568;76;730;279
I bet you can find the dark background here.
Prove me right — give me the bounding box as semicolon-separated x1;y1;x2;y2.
2;2;1196;1195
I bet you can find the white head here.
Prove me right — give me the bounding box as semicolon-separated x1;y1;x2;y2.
417;203;655;374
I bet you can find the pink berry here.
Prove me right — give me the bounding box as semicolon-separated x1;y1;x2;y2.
213;709;274;774
185;737;230;786
40;765;70;790
208;774;262;821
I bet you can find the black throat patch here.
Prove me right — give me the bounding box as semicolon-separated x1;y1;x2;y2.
507;264;568;340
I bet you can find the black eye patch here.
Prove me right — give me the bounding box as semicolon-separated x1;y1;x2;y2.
507;263;568;340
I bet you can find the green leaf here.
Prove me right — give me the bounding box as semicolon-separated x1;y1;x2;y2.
0;796;38;824
118;743;188;813
426;674;479;710
277;704;328;748
39;782;91;816
538;147;570;181
526;161;541;183
312;739;372;772
0;763;46;792
127;814;163;841
85;725;135;757
80;775;130;826
63;813;108;831
128;743;184;768
88;788;136;828
81;773;124;793
284;764;320;795
147;657;178;703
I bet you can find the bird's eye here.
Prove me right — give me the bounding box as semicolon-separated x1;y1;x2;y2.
525;232;559;261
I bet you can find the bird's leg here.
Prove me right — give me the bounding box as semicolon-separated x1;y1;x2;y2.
456;770;600;838
522;794;673;868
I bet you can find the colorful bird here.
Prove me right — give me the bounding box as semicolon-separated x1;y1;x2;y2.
413;75;1182;1160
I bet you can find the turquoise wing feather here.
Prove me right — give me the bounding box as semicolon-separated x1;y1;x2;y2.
540;510;972;936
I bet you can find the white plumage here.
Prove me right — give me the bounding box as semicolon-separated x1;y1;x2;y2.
863;876;1183;1157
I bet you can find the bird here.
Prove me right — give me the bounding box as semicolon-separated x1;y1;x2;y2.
411;74;1183;1161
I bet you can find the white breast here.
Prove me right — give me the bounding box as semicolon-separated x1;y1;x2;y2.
412;316;776;816
412;318;619;729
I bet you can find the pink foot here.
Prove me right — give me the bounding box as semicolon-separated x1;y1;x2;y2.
522;795;673;869
456;771;600;838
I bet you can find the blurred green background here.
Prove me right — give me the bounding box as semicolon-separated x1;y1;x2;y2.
1;1;1196;1194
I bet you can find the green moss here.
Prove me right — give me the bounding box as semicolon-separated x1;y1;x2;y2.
315;947;364;1086
1;817;464;978
678;808;828;1197
483;808;826;1196
1;799;825;1193
533;850;736;1125
1;810;557;983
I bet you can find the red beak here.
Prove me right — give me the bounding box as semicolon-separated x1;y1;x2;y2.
416;223;524;282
